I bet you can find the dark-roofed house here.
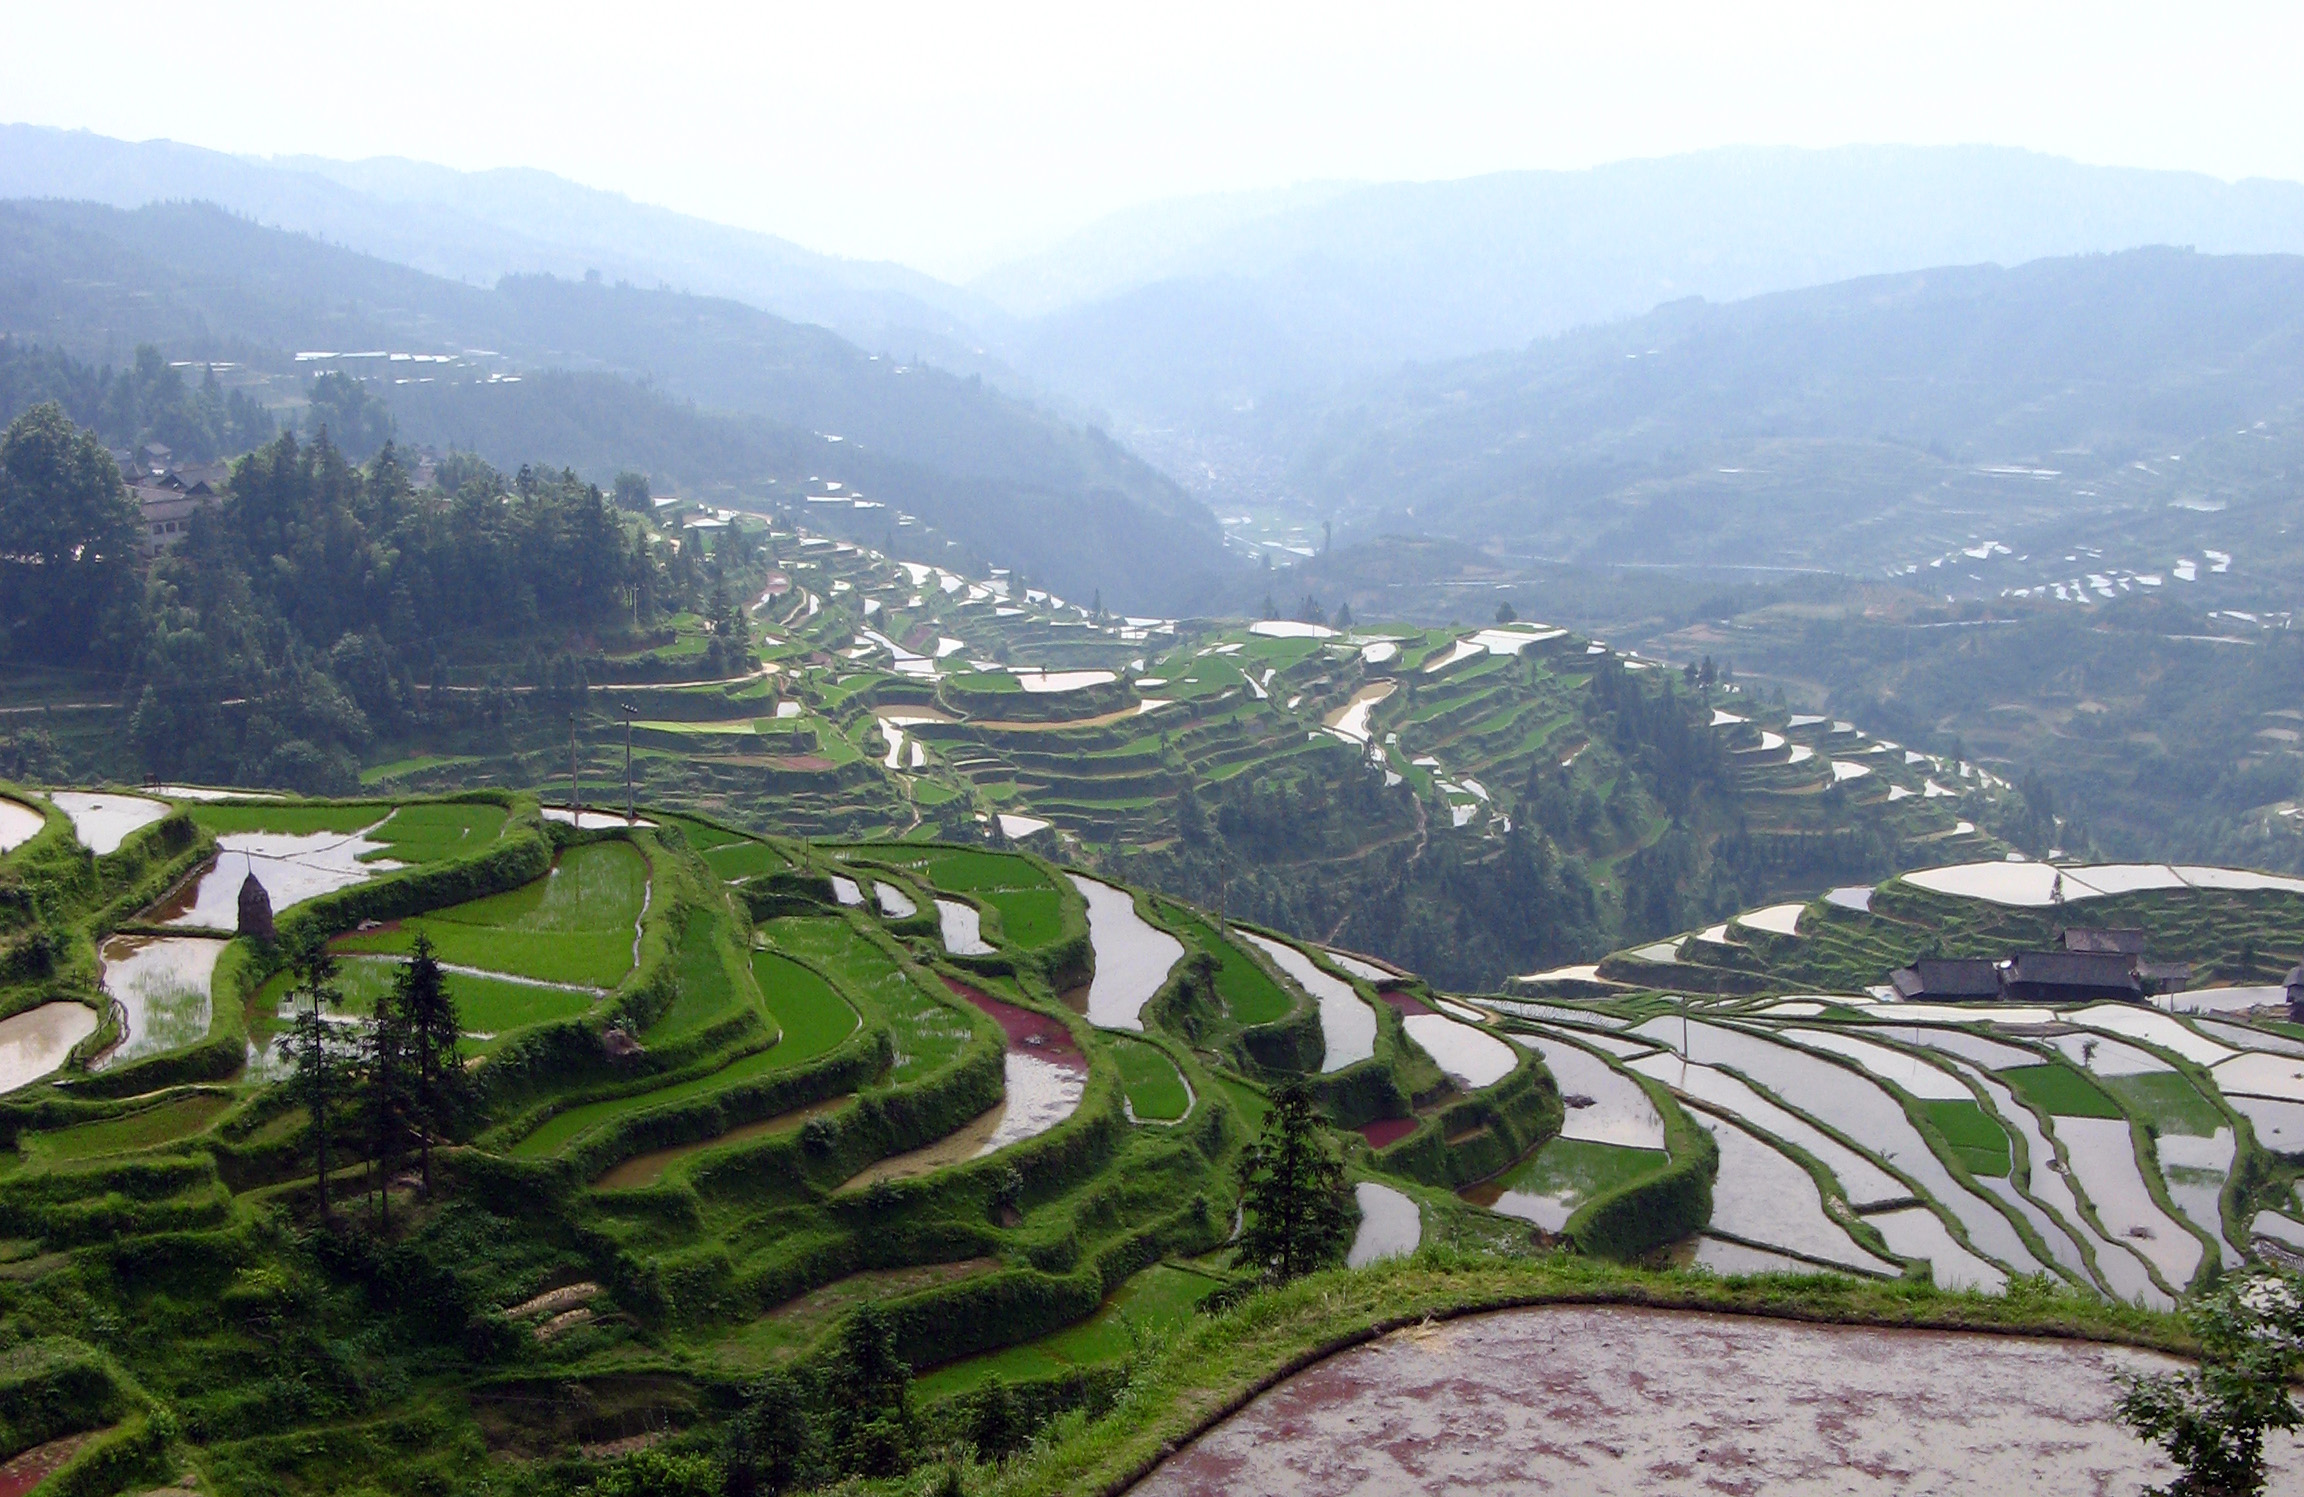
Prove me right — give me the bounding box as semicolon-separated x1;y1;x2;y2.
2002;951;2143;1005
2060;927;2146;955
1890;958;2004;1002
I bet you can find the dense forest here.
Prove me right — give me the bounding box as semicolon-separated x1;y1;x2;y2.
0;401;758;793
0;337;274;463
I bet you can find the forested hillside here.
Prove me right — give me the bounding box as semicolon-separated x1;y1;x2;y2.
1277;248;2304;575
0;200;1227;610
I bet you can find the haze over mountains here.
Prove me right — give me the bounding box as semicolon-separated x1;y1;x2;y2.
11;125;2304;610
1277;247;2304;573
0;195;1221;610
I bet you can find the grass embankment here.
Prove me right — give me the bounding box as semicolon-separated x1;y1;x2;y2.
259;956;597;1041
1162;910;1292;1024
763;916;971;1082
16;1092;231;1163
1111;1039;1190;1122
337;841;647;987
913;1262;1229;1399
980;1249;2190;1497
510;951;860;1158
904;848;1067;949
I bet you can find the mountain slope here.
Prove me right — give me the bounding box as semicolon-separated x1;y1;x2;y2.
1276;247;2304;574
0;199;1226;608
0;123;1001;364
991;145;2304;419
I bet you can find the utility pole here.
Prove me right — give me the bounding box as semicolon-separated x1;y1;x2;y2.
568;712;580;823
621;702;638;824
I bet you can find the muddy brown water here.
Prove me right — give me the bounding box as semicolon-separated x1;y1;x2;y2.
1132;1304;2304;1497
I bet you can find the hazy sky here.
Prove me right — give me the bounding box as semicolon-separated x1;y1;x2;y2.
9;1;2304;279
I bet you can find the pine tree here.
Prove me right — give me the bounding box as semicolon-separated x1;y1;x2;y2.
396;934;461;1194
1234;1080;1350;1283
827;1304;914;1476
287;934;343;1223
363;974;413;1231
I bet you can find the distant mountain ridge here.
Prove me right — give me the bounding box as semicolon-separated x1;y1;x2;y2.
986;145;2304;420
0;123;1005;370
1276;246;2304;573
0;198;1225;610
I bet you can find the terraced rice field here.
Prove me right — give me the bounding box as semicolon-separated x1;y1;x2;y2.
339;841;649;987
1241;932;1376;1071
1071;875;1184;1031
1135;1307;2291;1496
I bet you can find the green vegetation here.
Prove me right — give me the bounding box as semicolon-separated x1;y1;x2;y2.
650;911;749;1037
1494;1136;1670;1207
1920;1099;2013;1178
1113;1039;1191;1122
764;915;974;1082
15;1091;229;1162
262;954;596;1039
339;840;646;987
1235;1081;1352;1283
753;951;861;1064
1165;908;1294;1025
186;802;384;836
2105;1073;2232;1137
511;1043;799;1156
911;1262;1227;1398
2001;1064;2127;1119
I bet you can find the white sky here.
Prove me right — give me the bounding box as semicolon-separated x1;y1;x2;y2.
8;0;2304;280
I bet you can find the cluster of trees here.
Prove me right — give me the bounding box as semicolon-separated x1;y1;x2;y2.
0;338;274;464
287;934;464;1229
0;398;762;792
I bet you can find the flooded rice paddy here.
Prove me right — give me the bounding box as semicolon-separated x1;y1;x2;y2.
161;825;398;928
1345;1181;1420;1267
0;1002;100;1094
1069;874;1184;1031
95;935;223;1070
945;981;1087;1157
1629;1017;2041;1273
1698;1115;1899;1274
935;898;993;955
1240;931;1376;1071
1525;1036;1663;1149
873;881;917;919
1133;1305;2284;1497
1867;1206;2007;1291
48;791;168;855
2056;1115;2200;1290
0;797;44;853
1399;1011;1516;1089
539;807;655;829
1628;1050;1906;1208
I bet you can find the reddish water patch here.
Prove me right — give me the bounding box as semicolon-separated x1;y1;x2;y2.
1378;991;1435;1017
1357;1116;1418;1149
1133;1304;2296;1497
941;977;1085;1070
0;1431;95;1497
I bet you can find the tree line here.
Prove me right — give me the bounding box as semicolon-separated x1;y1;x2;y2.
0;399;755;792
